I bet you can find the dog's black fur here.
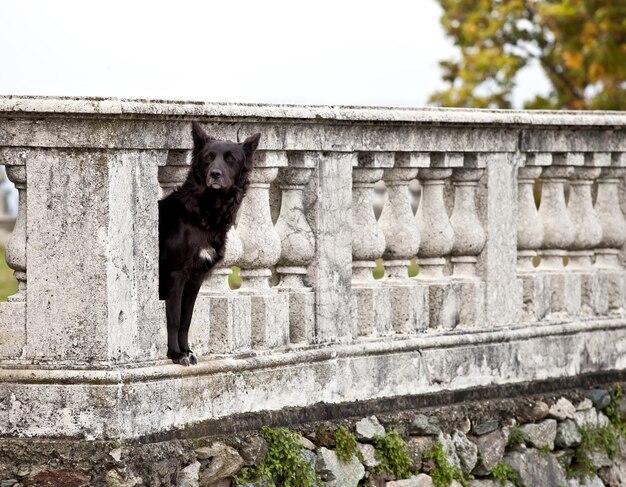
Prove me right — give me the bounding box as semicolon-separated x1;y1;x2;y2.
158;122;261;365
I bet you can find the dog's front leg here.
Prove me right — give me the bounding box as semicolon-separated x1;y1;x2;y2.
178;274;204;365
165;274;188;365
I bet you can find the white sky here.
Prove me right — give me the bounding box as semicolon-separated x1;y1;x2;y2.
0;0;550;108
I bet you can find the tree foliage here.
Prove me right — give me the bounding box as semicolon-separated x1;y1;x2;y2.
430;0;626;109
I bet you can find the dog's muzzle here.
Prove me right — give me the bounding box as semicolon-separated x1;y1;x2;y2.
208;178;223;189
208;169;224;189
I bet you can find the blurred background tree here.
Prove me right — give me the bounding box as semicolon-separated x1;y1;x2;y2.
430;0;626;110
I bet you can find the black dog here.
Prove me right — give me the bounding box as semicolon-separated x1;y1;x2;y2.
159;122;260;365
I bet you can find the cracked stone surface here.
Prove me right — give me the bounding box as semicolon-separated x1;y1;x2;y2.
176;462;200;487
556;419;582;448
473;428;508;475
386;474;434;487
504;449;567;487
316;448;364;487
452;431;478;474
355;416;386;441
520;420;557;450
549;398;577;421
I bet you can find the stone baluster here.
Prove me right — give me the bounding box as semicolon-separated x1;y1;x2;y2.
449;155;486;327
379;159;419;280
594;159;626;313
352;156;388;283
237;151;289;348
0;160;27;358
449;159;486;277
539;156;580;317
415;166;455;279
568;167;603;269
516;162;549;322
5;165;26;302
517;166;544;272
415;153;461;329
275;153;316;343
595;167;626;269
378;153;428;334
568;162;607;316
238;152;284;289
351;153;393;337
538;164;576;269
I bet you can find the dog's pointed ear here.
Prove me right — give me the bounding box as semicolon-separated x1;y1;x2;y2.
242;133;261;158
191;122;214;151
241;133;261;170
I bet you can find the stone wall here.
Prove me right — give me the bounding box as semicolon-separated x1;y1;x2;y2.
2;383;626;486
0;96;625;442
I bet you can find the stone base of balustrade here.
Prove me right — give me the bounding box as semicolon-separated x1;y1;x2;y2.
0;301;26;360
243;291;290;349
188;295;212;356
579;271;609;317
279;287;315;344
600;269;626;314
384;280;429;334
200;293;252;354
352;284;392;337
1;318;626;440
452;279;485;328
546;272;582;319
421;280;459;330
519;273;550;322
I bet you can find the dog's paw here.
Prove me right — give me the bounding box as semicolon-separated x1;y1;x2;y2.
168;350;187;365
188;352;197;365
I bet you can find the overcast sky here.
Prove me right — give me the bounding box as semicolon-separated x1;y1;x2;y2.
0;0;550;108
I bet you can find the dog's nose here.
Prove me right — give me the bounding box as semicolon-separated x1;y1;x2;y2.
210;169;222;179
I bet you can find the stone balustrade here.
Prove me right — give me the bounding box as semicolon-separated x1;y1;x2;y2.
517;146;626;321
0;96;625;440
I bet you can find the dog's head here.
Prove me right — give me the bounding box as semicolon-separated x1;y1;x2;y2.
190;122;261;192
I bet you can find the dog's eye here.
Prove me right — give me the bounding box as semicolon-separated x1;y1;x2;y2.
225;153;235;163
207;152;216;161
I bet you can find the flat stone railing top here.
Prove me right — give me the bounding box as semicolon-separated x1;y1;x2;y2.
2;94;626;125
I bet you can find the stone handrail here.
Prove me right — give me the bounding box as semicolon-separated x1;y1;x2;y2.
0;95;625;439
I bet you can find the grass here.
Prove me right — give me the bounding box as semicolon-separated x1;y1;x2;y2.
605;383;626;436
0;247;17;301
334;427;359;463
570;425;620;481
234;427;320;487
491;460;519;487
507;426;529;448
424;441;469;487
373;431;413;480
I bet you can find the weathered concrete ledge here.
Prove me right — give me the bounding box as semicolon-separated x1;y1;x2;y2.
1;319;624;439
0;318;624;382
2;94;626;126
